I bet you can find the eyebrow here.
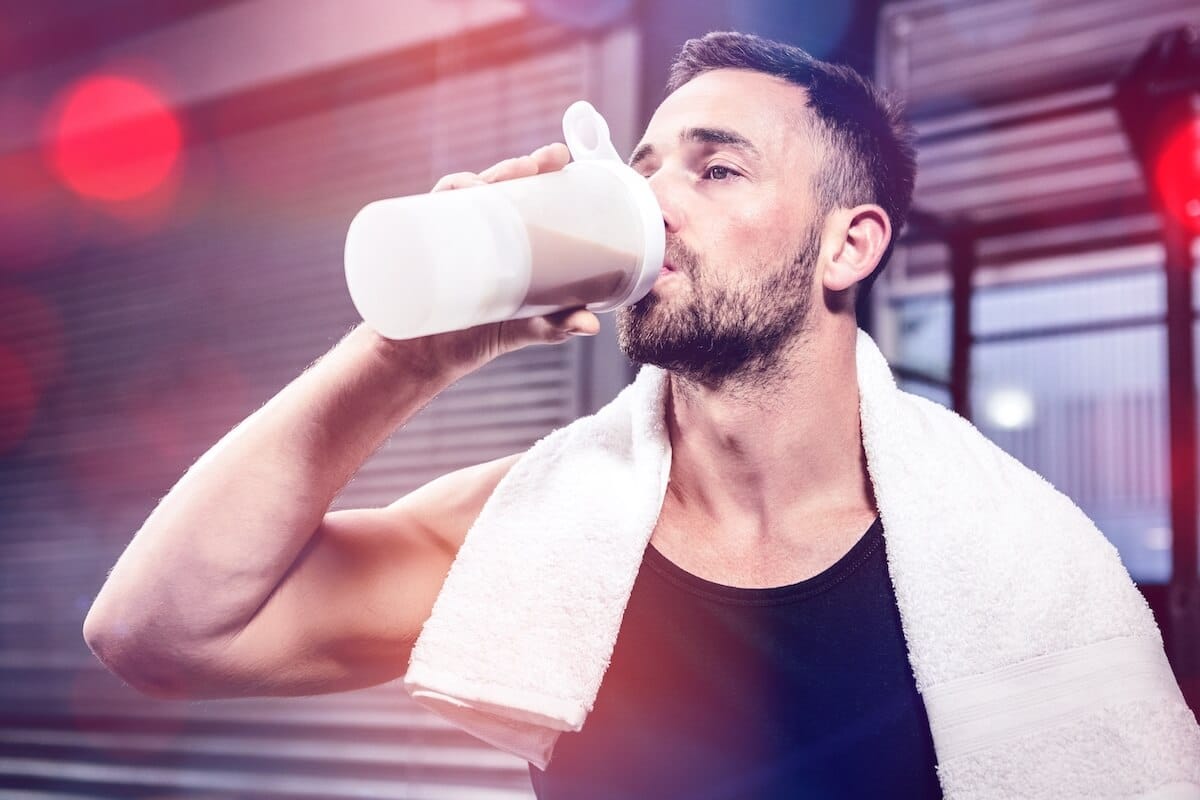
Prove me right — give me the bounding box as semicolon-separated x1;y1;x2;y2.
628;126;762;171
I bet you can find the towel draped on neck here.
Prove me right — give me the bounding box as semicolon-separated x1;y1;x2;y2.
403;327;1200;798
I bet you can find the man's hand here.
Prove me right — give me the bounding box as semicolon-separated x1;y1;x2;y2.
406;143;601;374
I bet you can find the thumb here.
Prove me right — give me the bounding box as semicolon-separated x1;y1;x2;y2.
558;306;601;336
546;306;600;337
496;307;600;352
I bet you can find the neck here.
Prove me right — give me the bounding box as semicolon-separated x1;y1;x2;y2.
661;315;876;547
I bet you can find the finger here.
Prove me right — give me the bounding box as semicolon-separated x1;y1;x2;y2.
530;142;571;174
478;154;539;183
431;172;485;192
543;306;600;336
563;308;600;336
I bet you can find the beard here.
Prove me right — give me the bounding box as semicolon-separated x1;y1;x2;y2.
615;223;820;392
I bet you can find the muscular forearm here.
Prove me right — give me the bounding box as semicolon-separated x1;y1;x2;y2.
83;322;470;664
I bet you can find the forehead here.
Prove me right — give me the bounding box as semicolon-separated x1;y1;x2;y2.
640;68;816;163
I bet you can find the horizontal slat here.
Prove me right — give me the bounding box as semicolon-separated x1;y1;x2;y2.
0;757;534;800
0;728;526;770
885;0;1200;108
0;692;455;732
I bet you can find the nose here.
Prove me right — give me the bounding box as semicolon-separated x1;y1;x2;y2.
646;171;682;235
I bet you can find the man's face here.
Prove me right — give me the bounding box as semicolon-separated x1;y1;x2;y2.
615;68;827;390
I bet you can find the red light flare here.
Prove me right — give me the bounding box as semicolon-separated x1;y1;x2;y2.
0;152;65;272
0;345;36;457
1152;116;1200;234
0;93;86;272
0;284;65;457
45;74;183;204
0;283;66;396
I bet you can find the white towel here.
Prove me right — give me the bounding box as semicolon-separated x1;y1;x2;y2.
403;327;1200;798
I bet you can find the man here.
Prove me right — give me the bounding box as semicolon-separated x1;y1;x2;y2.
84;31;937;797
531;33;934;797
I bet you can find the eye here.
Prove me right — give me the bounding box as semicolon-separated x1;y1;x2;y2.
702;164;739;181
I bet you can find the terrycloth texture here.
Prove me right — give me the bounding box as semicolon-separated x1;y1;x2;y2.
403;327;1200;798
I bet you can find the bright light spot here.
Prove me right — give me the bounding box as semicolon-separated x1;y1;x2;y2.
47;74;182;202
1153;117;1200;234
1144;526;1171;551
983;387;1035;431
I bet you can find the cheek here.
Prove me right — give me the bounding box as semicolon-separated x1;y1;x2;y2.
725;207;800;266
694;186;808;271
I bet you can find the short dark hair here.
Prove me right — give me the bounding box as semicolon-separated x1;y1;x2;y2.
665;31;917;304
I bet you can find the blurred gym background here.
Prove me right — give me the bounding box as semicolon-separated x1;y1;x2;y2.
1;0;1199;796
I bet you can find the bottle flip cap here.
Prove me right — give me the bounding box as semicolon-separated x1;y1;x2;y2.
562;100;623;162
560;101;665;312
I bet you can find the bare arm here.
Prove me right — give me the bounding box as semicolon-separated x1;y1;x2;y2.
82;324;468;695
83;142;598;698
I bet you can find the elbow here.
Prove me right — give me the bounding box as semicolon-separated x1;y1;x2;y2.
82;609;200;700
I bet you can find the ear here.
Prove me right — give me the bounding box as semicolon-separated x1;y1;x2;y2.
821;204;891;293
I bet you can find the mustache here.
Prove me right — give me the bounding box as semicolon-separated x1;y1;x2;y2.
664;238;700;275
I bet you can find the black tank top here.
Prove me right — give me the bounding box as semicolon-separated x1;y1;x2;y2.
528;515;943;799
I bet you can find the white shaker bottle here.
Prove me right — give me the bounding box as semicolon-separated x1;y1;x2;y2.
343;101;665;340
